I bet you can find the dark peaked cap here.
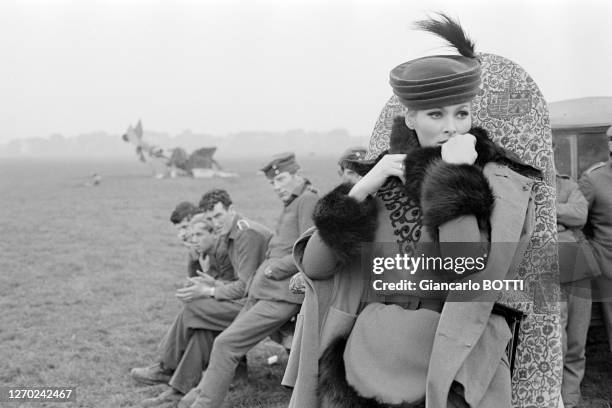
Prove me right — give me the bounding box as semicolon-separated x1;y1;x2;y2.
338;146;368;171
260;152;300;178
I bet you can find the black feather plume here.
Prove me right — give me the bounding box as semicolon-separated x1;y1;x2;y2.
414;13;476;58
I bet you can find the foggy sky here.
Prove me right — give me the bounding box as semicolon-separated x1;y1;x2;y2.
2;0;612;142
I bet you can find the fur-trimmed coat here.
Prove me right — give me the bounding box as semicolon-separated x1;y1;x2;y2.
282;118;540;408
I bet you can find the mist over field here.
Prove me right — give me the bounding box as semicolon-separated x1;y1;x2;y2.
0;129;369;160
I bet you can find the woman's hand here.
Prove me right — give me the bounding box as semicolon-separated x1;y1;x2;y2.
349;154;406;201
441;133;477;165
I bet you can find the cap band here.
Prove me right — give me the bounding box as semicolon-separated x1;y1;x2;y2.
390;55;481;110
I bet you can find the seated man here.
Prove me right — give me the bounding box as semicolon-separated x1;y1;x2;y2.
131;189;272;406
185;152;318;408
337;146;367;184
171;201;198;244
187;213;234;283
170;201;204;278
286;147;368;297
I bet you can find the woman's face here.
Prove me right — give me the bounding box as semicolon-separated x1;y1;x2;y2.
407;102;472;147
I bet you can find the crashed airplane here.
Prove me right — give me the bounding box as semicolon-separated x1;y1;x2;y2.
121;120;238;178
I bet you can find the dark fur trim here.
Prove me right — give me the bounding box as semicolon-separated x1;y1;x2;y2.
402;146;442;201
369;119;540;180
324;123;536;252
421;160;495;235
318;337;425;408
471;126;541;179
390;116;420;154
313;183;378;266
351;117;420;177
392;121;541;178
471;126;505;165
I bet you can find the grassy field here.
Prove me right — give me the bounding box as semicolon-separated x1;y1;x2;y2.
0;157;339;408
1;157;610;408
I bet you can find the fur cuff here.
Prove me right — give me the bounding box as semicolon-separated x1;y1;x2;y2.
403;146;442;201
318;337;425;408
421;160;495;233
312;184;377;265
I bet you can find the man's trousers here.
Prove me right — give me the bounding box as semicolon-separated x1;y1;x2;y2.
192;298;300;408
560;280;592;408
593;274;612;353
159;297;245;393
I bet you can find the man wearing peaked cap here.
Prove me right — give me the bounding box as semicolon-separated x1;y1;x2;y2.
260;151;300;178
260;152;311;205
555;170;600;408
338;146;367;184
187;153;319;408
579;125;612;358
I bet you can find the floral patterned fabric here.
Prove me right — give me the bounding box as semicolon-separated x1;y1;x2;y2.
367;53;561;408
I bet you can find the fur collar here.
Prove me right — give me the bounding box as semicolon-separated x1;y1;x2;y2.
356;116;541;181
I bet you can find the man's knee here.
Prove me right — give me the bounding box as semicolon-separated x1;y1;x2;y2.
182;298;213;320
179;304;195;324
211;330;240;358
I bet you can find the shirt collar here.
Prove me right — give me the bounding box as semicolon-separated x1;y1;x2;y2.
284;180;310;207
225;214;241;241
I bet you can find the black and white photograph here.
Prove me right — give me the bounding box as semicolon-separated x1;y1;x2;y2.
1;0;612;407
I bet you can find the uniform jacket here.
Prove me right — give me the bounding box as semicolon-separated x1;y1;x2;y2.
208;237;237;283
186;238;236;282
187;256;200;278
283;119;540;408
213;214;273;301
248;182;319;304
556;174;600;283
579;160;612;279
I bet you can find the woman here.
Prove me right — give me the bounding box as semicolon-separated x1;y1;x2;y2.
284;14;544;408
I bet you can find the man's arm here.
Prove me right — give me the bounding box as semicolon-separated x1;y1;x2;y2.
214;229;267;300
297;193;318;233
578;174;596;209
300;231;339;280
267;193;318;280
557;180;588;228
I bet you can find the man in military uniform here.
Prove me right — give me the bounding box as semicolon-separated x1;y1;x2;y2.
186;213;235;283
337;146;367;184
170;201;204;278
185;152;319;408
131;189;272;406
171;201;198;245
556;172;600;408
579;126;612;355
